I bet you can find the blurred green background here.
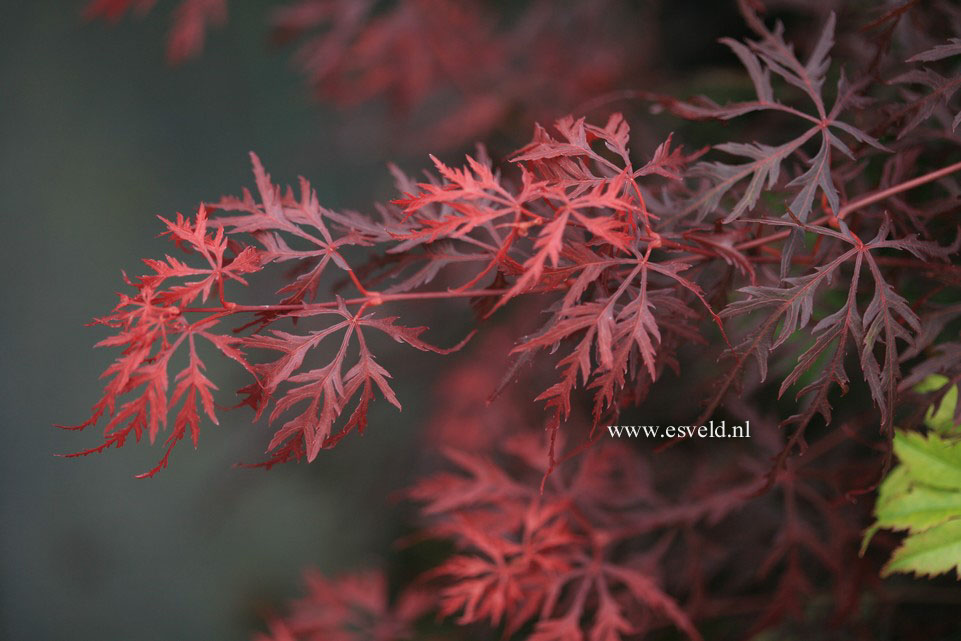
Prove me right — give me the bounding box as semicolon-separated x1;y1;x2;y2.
0;3;439;640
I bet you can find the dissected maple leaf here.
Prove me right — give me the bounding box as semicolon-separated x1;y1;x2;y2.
405;437;763;640
59;205;263;476
668;10;888;277
244;300;471;466
893;37;961;136
708;217;957;451
62;155;478;474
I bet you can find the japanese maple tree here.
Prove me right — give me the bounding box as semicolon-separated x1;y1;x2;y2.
65;0;961;639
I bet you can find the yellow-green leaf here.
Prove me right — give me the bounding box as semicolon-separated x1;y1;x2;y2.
864;417;961;578
874;484;961;533
882;519;961;579
893;430;961;491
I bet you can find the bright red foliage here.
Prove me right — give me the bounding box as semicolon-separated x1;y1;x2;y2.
59;205;262;476
62;154;475;475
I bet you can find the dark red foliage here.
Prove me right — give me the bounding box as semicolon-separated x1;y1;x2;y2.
70;1;961;639
86;0;647;148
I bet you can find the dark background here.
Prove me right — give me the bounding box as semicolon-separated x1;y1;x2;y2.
0;3;437;640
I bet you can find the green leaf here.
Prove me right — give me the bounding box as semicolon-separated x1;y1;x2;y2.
882;519;961;579
864;413;961;578
893;430;961;491
874;483;961;533
915;373;950;394
914;374;960;434
861;465;911;555
925;383;960;434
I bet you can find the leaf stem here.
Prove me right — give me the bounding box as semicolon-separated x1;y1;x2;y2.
836;158;961;219
180;287;533;315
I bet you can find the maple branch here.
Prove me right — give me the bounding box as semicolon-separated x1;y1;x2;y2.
178;287;550;315
733;159;961;253
749;252;961;275
837;158;961;219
